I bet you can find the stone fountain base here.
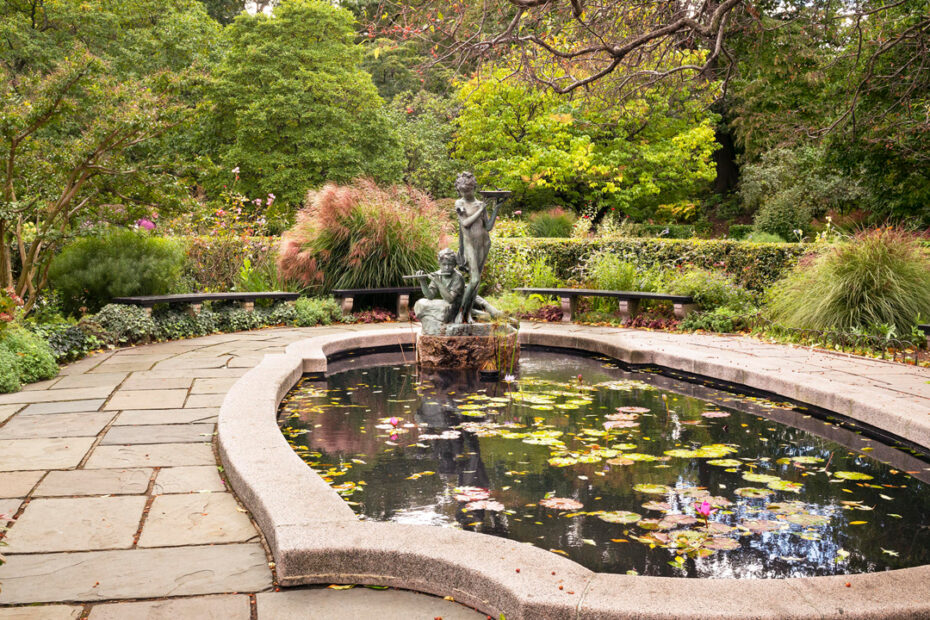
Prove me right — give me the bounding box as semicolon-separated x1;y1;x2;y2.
416;324;519;370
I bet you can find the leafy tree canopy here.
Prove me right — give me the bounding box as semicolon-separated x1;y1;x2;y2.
200;0;404;210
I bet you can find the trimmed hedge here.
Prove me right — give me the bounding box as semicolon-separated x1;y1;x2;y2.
484;237;809;294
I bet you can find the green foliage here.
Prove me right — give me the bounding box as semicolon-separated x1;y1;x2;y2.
744;231;786;244
665;268;755;311
202;0;403;211
767;229;930;334
741;147;861;241
579;250;658;311
453;67;719;217
727;225;754;240
49;231;185;315
294;297;344;327
526;257;563;289
483;291;548;317
681;307;751;334
0;0;221;302
92;304;158;345
491;217;530;238
484;238;807;295
0;287;24;334
277;179;449;292
0;327;58;392
27;322;102;363
528;208;576;238
389;92;461;198
236;256;304;294
184;236;276;292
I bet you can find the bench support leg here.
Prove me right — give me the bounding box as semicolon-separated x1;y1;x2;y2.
141;306;153;317
188;303;202;317
618;299;641;321
339;296;354;315
240;301;254;312
560;296;576;323
396;294;410;322
674;303;698;320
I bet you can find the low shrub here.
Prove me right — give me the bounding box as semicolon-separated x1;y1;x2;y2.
236;255;306;294
294;298;344;327
484;291;549;317
580;250;659;312
767;228;930;333
49;231;185;315
0;327;58;392
665;267;755;311
744;231;786;243
484;237;807;294
185;236;276;292
278;179;450;292
528;208;576;238
681;307;750;333
27;322;102;363
0;287;24;335
154;310;218;341
491;217;529;238
727;224;754;240
92;304;158;345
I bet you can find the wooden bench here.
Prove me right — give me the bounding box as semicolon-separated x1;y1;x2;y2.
918;324;930;348
513;287;697;323
331;287;421;322
112;292;300;315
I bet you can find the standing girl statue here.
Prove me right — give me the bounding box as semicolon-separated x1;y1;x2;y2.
454;172;499;323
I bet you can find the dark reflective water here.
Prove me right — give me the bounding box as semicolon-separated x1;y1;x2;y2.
279;350;930;578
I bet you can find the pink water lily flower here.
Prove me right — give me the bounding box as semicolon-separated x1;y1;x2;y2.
389;417;399;427
696;500;716;518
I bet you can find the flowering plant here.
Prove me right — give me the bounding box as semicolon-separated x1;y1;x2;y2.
0;287;24;334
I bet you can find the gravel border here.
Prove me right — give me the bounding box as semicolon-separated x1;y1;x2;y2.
217;325;930;619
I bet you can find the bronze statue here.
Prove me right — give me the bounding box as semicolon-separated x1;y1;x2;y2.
454;172;499;323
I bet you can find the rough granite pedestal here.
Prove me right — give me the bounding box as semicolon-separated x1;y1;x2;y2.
416;323;519;370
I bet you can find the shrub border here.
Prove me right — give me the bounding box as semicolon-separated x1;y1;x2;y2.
217;325;930;620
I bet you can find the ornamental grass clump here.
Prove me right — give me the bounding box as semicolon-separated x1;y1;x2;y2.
277;179;450;292
528;207;576;238
767;229;930;334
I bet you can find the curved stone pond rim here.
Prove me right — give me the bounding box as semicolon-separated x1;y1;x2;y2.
217;326;930;619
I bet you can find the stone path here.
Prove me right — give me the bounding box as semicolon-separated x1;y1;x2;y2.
0;324;482;619
1;322;928;618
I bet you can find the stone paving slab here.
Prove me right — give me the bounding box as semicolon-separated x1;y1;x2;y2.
153;357;231;370
0;544;272;604
255;588;485;619
87;594;251;620
35;468;152;497
104;389;188;411
0;471;44;497
84;444;215;469
0;606;82;620
113;408;217;426
3;496;146;553
153;465;226;494
0;498;22;518
190;378;238;394
0;412;114;439
0;403;22;424
0;437;95;471
21;399;106;415
137;492;257;547
20;378;61;391
0;386;113;405
88;361;158;373
184;394;225;408
119;375;193;391
100;423;214;445
51;373;128;390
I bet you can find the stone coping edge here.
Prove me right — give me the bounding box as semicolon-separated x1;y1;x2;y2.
217;325;930;620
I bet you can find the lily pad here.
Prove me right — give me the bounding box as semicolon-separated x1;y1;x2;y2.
786;513;830;527
464;500;504;511
742;472;783;484
833;471;874;481
766;501;806;514
735;487;775;499
707;459;742;467
642;501;672;512
767;480;803;493
704;537;741;550
599;510;642;524
633;483;673;495
454;486;490;502
606;457;635;466
539;497;584;511
548;456;578;467
742;519;788;533
701;411;730;418
790;456;824;465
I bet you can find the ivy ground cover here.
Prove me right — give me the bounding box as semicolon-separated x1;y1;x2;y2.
279;351;930;578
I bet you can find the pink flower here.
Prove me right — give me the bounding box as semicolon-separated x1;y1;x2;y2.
513;210;522;216
389;417;399;427
135;218;155;231
696;500;716;518
216;209;226;217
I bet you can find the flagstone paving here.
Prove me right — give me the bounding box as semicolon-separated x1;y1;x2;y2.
0;322;927;618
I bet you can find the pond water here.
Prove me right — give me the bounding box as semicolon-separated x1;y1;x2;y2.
279;349;930;578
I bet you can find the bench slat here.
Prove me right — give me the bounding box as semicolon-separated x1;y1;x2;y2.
332;287;421;295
